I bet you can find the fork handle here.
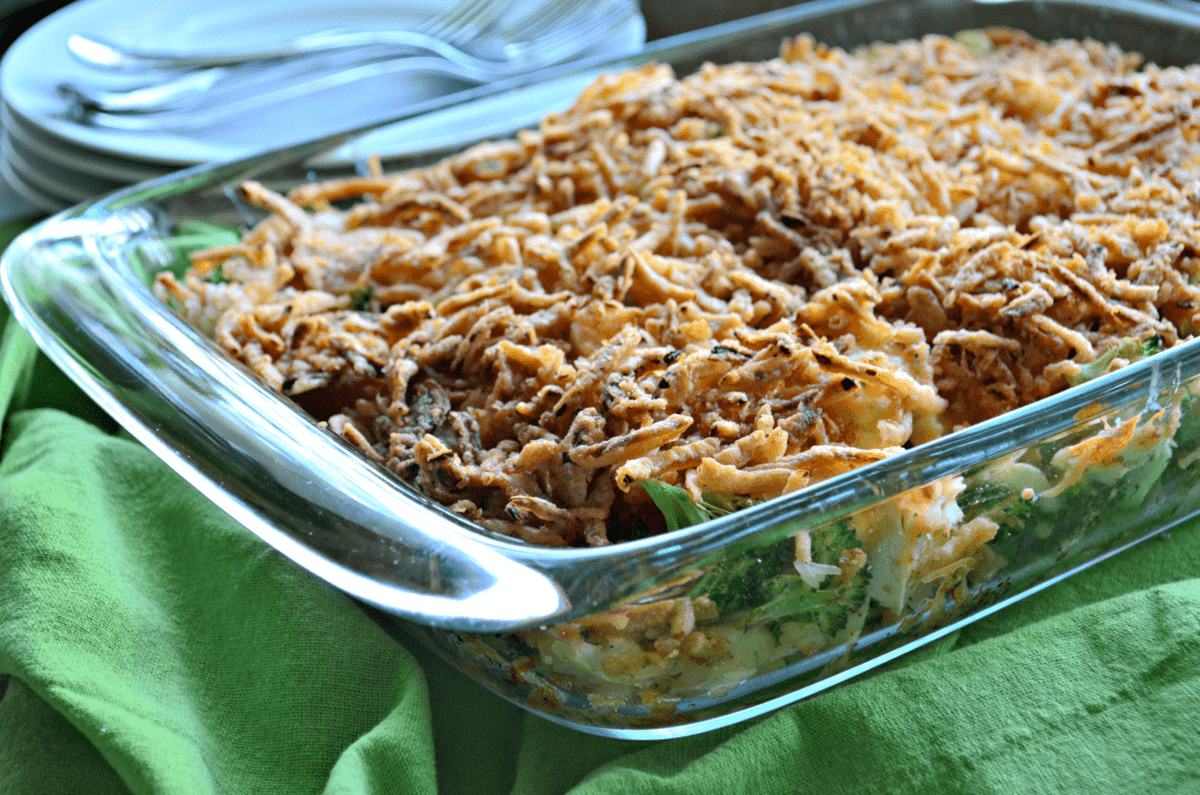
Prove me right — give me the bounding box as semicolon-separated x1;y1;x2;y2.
65;55;515;130
62;34;520;116
68;29;491;72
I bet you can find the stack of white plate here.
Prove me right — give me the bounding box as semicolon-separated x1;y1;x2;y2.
0;0;646;213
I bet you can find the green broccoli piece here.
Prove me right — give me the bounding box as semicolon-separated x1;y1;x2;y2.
957;480;1041;553
639;479;758;533
1067;335;1163;387
701;490;757;516
639;480;795;613
749;520;871;635
350;286;375;312
686;537;796;614
959;481;1037;527
1028;473;1159;570
989;495;1041;548
641;480;870;634
965;436;1172;566
639;480;718;532
750;567;871;637
807;520;859;575
957;481;1014;524
953;29;994;56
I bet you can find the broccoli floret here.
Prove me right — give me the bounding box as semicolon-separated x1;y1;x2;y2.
956;479;1042;559
1067;335;1163;387
957;481;1014;524
953;29;994;56
959;480;1037;529
639;480;795;613
970;447;1169;566
748;520;871;635
701;490;758;516
750;563;870;636
639;479;760;533
350;286;375;312
641;481;871;635
686;537;795;614
752;580;841;626
808;520;859;571
639;480;717;532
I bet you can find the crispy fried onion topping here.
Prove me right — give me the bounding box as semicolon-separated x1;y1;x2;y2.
158;29;1200;545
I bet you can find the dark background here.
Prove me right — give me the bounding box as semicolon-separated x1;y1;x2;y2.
0;0;809;54
0;0;70;53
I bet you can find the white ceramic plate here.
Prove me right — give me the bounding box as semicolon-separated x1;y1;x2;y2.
0;132;71;212
3;122;125;203
0;0;645;167
1;100;171;184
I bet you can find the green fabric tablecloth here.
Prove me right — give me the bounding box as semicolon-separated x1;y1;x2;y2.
2;219;1200;793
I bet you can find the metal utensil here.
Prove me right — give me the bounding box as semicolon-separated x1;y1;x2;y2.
57;0;510;114
60;0;630;125
65;0;507;71
62;35;512;113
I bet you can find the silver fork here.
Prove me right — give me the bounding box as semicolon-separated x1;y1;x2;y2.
66;0;507;71
61;0;629;125
58;0;512;114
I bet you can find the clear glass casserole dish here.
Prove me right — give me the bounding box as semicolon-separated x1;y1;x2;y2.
5;0;1200;739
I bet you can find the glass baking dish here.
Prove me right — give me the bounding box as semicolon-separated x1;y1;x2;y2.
5;0;1200;739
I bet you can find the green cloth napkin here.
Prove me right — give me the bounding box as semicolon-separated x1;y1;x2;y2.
2;220;1200;794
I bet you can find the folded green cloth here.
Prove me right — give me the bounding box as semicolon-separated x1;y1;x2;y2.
3;222;1200;793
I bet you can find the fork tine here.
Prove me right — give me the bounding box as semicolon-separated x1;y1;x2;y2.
512;0;593;41
538;9;635;65
511;0;633;62
419;0;506;43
